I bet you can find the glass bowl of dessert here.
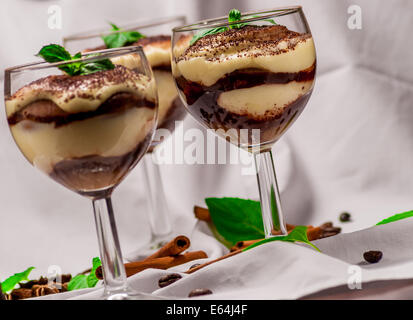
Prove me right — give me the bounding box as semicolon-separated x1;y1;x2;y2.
63;16;188;259
171;7;316;237
4;45;158;299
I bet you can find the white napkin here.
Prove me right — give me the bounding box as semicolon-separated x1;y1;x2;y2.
30;216;413;300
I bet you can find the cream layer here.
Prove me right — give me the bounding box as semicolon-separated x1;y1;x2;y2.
144;44;171;68
6;67;156;116
11;107;155;174
217;80;314;118
154;70;178;125
173;37;315;87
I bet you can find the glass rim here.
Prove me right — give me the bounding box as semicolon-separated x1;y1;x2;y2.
63;15;186;42
5;46;145;74
173;6;303;32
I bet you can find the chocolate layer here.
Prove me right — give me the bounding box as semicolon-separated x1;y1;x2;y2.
8;92;155;128
176;63;316;105
176;71;314;146
50;132;152;195
183;85;312;146
152;64;172;72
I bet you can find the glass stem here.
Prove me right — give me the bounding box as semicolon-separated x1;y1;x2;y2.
92;197;128;296
254;150;288;238
142;154;172;239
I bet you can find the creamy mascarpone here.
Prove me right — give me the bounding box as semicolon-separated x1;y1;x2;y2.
217;81;314;118
6;66;157;116
11;106;155;173
174;37;315;87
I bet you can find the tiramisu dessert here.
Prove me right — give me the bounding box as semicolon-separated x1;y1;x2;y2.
85;27;186;149
172;24;316;149
6;53;157;194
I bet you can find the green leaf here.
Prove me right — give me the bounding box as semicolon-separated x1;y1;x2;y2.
189;8;277;45
102;22;145;48
189;26;228;45
79;58;115;75
36;44;115;76
86;257;102;288
67;274;88;291
376;210;413;225
228;9;242;22
205;197;265;247
37;44;72;63
243;226;321;252
0;267;35;293
204;197;319;251
67;257;102;291
110;22;120;31
228;9;242;29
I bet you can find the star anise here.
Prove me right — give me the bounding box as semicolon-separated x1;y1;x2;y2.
31;284;59;297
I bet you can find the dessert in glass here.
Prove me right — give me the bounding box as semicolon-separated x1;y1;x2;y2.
63;16;187;259
172;7;316;237
4;46;158;299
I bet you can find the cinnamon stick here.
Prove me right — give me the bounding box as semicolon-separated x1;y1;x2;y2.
229;224;334;251
96;250;207;279
194;206;303;234
193;206;211;222
230;239;262;252
143;235;190;261
186;250;242;274
307;226;324;241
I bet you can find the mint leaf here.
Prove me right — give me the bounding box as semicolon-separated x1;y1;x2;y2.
228;9;242;29
79;58;115;75
190;8;277;45
86;257;102;288
205;197;265;247
37;44;72;63
204;197;319;251
67;257;102;291
102;22;145;48
67;274;88;291
36;44;115;76
1;267;35;293
243;226;321;252
190;27;228;45
110;23;120;31
376;210;413;225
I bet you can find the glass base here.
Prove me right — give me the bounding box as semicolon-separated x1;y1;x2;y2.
104;289;166;300
124;232;174;262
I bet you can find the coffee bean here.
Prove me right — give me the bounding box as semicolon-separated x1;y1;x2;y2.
189;263;201;269
188;288;213;297
363;250;383;263
339;212;351;222
158;273;182;288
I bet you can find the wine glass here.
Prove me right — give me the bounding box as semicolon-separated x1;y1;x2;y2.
4;46;158;299
171;7;316;237
63;16;188;259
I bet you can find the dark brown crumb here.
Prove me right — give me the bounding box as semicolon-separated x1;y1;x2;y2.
179;25;311;62
8;65;142;100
